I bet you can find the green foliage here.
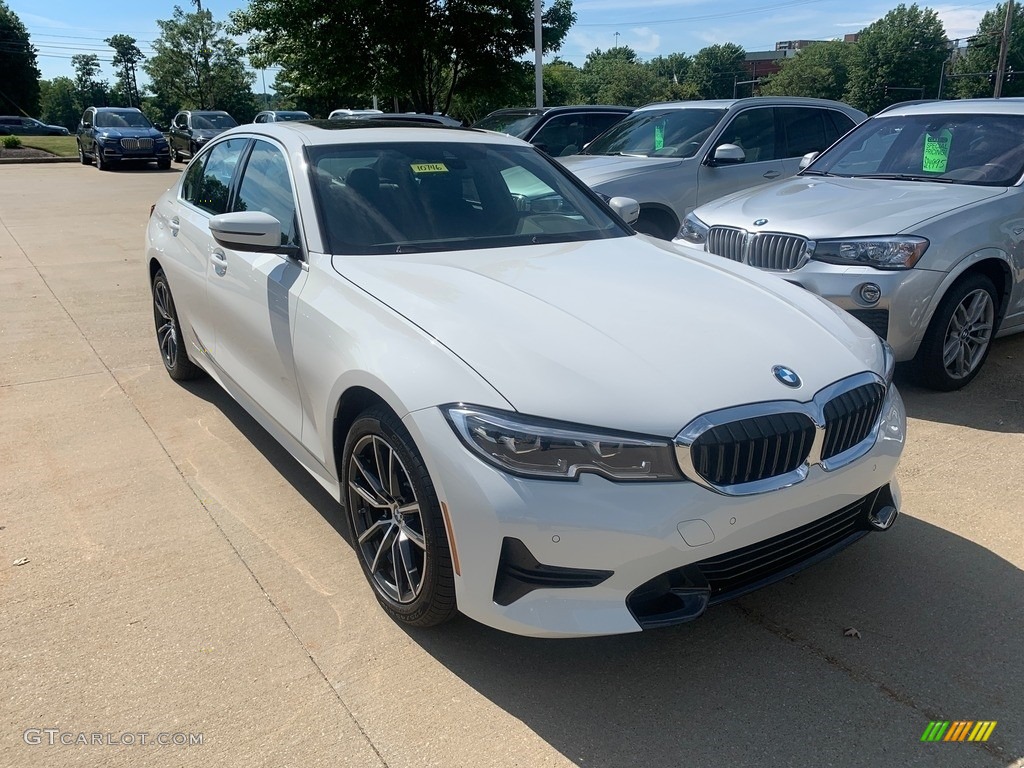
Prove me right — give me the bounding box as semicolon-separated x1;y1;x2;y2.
39;78;80;131
106;34;144;107
230;0;575;115
0;1;40;115
543;59;582;105
2;134;22;148
72;54;110;109
144;6;257;124
576;47;660;106
951;2;1024;98
844;3;947;113
684;43;746;99
761;41;856;101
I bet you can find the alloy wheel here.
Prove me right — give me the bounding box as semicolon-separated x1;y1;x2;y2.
347;434;428;605
153;279;179;370
941;288;994;380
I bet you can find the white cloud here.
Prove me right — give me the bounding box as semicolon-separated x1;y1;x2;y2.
933;6;986;40
630;27;662;53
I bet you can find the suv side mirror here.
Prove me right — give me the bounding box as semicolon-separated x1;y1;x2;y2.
710;144;746;166
798;151;819;170
608;196;640;225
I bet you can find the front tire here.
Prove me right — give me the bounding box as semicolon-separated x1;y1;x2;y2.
912;273;998;390
95;144;111;171
78;141;90;165
151;269;201;381
343;407;457;628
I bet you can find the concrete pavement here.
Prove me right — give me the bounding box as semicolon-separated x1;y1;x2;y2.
1;163;1022;767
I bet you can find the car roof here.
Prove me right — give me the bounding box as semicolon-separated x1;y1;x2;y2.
483;105;632;117
873;98;1024;117
94;106;142;112
213;119;525;148
634;96;862;113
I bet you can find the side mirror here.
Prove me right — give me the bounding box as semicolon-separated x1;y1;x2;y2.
608;196;640;225
711;143;746;165
154;124;166;133
798;151;819;170
210;212;286;251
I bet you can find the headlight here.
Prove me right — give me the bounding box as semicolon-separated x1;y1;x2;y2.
443;405;683;482
677;213;709;245
810;237;927;270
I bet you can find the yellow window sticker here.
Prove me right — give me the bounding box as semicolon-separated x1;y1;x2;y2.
411;163;448;173
923;129;952;174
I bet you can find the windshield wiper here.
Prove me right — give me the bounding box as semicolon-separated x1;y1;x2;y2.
800;169;831;176
857;173;956;183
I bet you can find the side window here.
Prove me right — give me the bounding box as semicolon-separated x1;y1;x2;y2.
778;107;829;158
531;115;577;156
193;138;247;215
180;154;208;205
81;110;92;127
584;113;627;141
826;111;856;143
233;140;299;246
720;108;776;163
174;114;187;129
254;114;265;124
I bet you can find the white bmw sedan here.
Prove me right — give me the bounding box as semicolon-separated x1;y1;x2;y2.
146;120;906;638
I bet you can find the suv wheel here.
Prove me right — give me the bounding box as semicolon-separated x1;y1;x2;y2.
78;141;89;165
912;273;998;391
152;269;201;381
95;144;112;171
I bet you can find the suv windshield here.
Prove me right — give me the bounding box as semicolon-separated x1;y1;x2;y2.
472;112;543;138
96;111;153;128
808;113;1024;186
307;141;628;254
583;108;728;158
193;113;238;129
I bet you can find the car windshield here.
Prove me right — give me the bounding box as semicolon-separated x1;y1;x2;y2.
95;111;153;128
807;113;1024;186
276;111;310;121
307;141;629;254
194;113;238;129
471;112;543;138
582;108;728;158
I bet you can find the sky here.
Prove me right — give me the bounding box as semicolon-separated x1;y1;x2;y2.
12;0;995;89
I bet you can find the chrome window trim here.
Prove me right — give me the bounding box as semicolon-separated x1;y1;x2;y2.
674;371;886;496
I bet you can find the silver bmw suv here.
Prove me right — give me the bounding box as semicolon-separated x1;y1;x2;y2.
676;99;1024;390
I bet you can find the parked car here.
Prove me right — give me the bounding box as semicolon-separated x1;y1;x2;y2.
559;97;866;240
472;104;632;158
676;99;1024;391
351;112;463;127
329;108;384;119
253;110;312;123
76;107;171;170
145;121;905;637
0;116;70;136
169;110;239;163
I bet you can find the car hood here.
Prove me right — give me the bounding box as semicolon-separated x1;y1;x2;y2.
97;127;162;139
558;154;684;188
332;237;885;435
193;128;229;139
694;175;1008;236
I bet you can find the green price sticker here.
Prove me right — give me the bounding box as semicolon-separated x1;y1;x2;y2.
654;124;664;151
923;129;952;174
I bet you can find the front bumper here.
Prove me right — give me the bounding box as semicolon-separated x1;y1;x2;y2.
403;386;906;638
99;142;171;162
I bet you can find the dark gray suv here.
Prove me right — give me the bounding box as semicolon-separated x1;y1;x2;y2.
169;110;238;163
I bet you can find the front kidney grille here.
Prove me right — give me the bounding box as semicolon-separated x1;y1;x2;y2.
707;226;809;271
120;137;154;150
822;382;886;461
690;412;816;487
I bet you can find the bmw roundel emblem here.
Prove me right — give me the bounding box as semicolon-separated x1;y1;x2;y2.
753;218;769;227
772;365;802;388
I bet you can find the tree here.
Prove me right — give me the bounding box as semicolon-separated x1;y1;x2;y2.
230;0;576;115
0;1;40;115
39;78;80;130
844;3;947;113
684;43;746;99
761;41;856;101
577;46;660;106
951;2;1024;98
106;34;144;107
646;53;698;100
144;6;257;123
72;54;109;109
543;58;582;105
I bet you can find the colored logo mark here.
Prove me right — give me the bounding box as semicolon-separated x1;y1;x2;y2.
921;721;997;742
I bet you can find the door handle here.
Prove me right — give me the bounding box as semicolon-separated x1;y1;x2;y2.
763;170;782;179
211;249;228;275
169;216;180;235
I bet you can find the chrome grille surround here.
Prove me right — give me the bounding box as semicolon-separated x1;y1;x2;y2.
675;371;888;496
119;137;154;151
707;226;812;271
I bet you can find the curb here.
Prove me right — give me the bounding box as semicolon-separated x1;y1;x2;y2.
0;156;78;165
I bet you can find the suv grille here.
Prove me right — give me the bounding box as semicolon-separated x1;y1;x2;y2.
120;137;153;150
690;412;815;487
707;227;809;271
822;382;885;461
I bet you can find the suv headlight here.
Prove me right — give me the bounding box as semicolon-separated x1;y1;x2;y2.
443;405;683;482
810;237;928;270
677;213;709;245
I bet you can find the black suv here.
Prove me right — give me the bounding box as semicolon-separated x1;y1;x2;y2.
169;110;238;163
76;107;171;170
471;105;633;156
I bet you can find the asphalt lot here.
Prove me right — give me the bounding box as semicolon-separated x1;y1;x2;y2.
1;162;1022;768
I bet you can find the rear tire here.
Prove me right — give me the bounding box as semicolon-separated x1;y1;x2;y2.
343;407;457;628
911;273;998;391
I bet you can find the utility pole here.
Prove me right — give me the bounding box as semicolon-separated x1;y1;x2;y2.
534;0;543;108
995;0;1014;97
614;31;620;47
